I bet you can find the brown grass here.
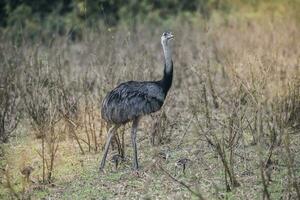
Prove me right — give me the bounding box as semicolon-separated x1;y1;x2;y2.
0;11;300;199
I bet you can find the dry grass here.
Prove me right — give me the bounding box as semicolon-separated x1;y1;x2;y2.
0;11;300;199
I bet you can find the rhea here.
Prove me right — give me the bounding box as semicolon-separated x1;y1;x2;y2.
99;32;174;172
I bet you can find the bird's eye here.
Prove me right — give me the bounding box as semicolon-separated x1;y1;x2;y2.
163;32;167;36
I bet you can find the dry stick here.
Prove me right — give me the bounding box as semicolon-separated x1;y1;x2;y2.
257;109;271;200
60;111;85;154
284;130;300;199
3;165;20;199
203;84;211;127
49;141;59;181
214;138;239;188
41;134;45;184
84;103;91;152
202;82;239;188
258;117;271;199
224;162;231;192
92;115;98;152
228;114;234;182
69;123;85;154
228;112;240;188
259;148;271;200
90;105;98;152
200;141;232;190
87;103;97;151
78;137;96;151
245;116;257;145
214;118;245;139
176;117;193;149
260;158;271;200
68;119;84;155
35;147;50;181
264;114;277;179
196;159;223;199
84;120;91;152
206;60;219;109
99;120;105;147
47;127;59;181
159;165;206;200
205;114;239;189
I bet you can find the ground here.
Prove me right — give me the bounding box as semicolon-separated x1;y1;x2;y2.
1;118;299;199
1;4;300;199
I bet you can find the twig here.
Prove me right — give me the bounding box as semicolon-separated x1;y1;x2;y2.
3;165;20;199
176;117;193;149
159;165;206;200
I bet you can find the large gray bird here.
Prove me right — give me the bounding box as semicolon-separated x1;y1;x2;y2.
99;32;174;172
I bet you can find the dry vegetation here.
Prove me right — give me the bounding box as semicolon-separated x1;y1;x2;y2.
0;11;300;199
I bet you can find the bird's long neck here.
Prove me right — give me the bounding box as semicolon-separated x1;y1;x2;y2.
160;43;173;94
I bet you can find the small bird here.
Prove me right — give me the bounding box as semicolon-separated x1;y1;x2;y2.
111;154;123;170
175;158;191;174
99;32;175;172
157;152;168;160
20;165;34;183
157;148;171;160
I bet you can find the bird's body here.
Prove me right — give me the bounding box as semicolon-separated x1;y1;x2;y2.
102;81;164;124
101;66;173;124
99;32;174;172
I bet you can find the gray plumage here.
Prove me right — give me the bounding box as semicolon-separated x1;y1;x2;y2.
101;81;165;124
99;32;174;172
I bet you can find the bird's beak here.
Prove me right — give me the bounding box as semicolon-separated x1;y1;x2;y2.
169;34;174;40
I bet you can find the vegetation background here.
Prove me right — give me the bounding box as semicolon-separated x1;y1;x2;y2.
0;0;300;199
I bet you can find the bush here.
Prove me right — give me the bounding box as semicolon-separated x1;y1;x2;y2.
0;44;22;143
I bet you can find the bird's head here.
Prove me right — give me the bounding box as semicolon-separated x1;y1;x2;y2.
161;31;174;47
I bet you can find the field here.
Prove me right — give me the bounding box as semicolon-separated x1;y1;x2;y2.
1;3;300;200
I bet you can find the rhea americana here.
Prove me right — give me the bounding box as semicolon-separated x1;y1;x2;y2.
100;32;174;172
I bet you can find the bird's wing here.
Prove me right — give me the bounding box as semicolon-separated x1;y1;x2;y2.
142;83;165;102
101;81;165;124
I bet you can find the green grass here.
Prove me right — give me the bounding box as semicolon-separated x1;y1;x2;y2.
1;112;299;200
1;8;300;199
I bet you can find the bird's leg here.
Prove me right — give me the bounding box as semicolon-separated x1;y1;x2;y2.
114;134;122;156
115;160;118;170
99;125;119;172
131;118;140;171
121;126;125;159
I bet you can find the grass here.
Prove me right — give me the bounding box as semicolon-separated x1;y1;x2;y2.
1;120;299;199
1;7;300;199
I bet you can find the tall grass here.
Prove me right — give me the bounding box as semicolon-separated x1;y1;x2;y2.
0;11;299;199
